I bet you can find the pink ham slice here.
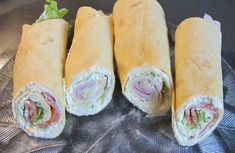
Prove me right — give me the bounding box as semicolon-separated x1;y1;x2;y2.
132;77;162;102
24;92;60;128
73;78;107;101
74;79;96;100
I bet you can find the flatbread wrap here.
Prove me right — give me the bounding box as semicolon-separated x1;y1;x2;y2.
65;7;115;116
113;0;173;116
172;16;223;146
12;0;69;138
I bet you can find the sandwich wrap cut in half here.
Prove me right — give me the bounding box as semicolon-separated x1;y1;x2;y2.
65;7;115;116
172;15;223;146
113;0;173;116
12;0;69;138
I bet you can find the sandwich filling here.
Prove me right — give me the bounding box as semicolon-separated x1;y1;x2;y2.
22;92;60;128
177;97;221;140
131;75;163;103
66;69;114;116
124;67;171;115
13;83;63;135
72;73;108;102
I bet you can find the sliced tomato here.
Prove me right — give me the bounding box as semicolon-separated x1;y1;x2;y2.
23;92;60;129
185;108;192;125
41;92;60;124
190;108;198;125
201;103;218;115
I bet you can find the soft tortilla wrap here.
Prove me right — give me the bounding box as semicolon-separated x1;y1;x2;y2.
113;0;173;115
13;19;69;138
172;17;223;146
65;7;115;116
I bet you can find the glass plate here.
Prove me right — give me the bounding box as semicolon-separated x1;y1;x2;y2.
0;14;234;153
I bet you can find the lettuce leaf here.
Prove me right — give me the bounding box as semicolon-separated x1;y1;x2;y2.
197;110;211;123
36;0;68;23
34;107;44;123
181;109;211;130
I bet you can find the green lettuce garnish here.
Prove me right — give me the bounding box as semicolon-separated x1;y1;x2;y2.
197;110;211;123
181;109;211;130
34;107;44;122
36;0;68;23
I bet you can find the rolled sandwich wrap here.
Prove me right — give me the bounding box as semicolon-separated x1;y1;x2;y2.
172;17;223;146
12;19;69;138
65;7;115;116
113;0;173;115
